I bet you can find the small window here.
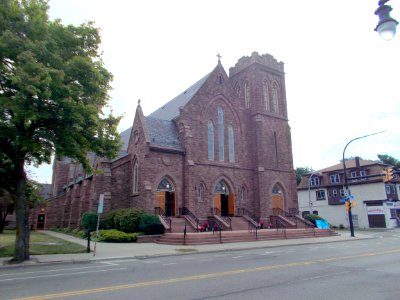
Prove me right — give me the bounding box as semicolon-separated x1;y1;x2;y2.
350;171;357;181
360;170;367;181
340;189;345;197
330;174;340;184
310;177;320;186
316;190;325;200
332;190;338;197
390;209;397;219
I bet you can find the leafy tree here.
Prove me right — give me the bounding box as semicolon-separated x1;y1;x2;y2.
295;166;313;185
0;0;120;262
377;154;400;168
0;191;14;233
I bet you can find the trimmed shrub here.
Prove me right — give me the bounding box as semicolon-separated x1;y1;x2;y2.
107;208;144;233
81;212;98;232
104;209;122;230
303;213;324;226
139;213;164;235
96;229;139;242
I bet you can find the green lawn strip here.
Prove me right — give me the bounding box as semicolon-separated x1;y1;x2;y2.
0;230;86;257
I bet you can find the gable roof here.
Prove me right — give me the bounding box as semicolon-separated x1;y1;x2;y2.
148;73;210;121
317;160;383;173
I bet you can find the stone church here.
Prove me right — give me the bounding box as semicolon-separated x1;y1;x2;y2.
39;51;298;231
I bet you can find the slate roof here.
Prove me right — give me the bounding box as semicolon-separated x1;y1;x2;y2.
148;73;210;121
112;70;210;159
113;127;132;161
146;117;183;151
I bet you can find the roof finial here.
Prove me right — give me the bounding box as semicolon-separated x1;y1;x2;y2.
138;99;141;106
217;53;222;63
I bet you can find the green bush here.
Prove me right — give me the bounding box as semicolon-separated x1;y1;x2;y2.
81;212;98;232
303;213;324;226
104;209;120;229
105;208;145;233
139;213;164;235
96;229;139;242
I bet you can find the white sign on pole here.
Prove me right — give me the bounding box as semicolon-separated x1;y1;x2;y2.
97;194;104;214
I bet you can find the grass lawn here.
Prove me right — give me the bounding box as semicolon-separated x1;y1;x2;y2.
0;230;87;258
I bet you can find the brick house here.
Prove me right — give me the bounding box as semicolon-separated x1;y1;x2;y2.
37;52;298;231
297;157;400;229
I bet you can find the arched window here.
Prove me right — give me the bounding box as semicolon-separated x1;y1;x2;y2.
218;107;224;161
157;177;174;191
244;81;250;109
208;120;214;160
263;81;269;111
228;125;234;163
234;82;240;96
272;83;279;113
133;161;139;193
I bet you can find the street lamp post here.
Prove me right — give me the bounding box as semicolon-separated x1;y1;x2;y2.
342;131;385;237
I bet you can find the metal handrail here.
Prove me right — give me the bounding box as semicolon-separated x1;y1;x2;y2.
237;207;260;223
179;207;199;232
154;207;172;231
275;218;287;238
210;207;232;230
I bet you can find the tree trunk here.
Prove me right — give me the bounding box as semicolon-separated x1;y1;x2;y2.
0;211;7;233
12;160;30;262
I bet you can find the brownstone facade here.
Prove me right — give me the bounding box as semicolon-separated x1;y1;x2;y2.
37;52;298;230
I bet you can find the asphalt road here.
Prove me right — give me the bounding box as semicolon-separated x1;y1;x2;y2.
2;230;400;300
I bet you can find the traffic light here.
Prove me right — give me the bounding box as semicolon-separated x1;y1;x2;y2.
387;168;394;181
383;168;394;182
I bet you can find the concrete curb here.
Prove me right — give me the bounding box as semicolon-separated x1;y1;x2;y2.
0;233;374;269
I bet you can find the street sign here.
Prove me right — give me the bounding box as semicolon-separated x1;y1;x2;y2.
97;194;104;214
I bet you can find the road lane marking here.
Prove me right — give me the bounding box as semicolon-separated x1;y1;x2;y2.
0;265;114;277
1;268;127;283
162;263;177;266
12;248;400;300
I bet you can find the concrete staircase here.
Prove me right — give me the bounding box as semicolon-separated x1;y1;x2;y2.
169;217;196;233
230;217;251;231
153;228;338;245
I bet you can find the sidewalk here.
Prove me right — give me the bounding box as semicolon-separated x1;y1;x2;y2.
1;230;375;268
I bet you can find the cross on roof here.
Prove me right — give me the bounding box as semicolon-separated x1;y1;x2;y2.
217;53;222;63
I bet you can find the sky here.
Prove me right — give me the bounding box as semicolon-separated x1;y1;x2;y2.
28;0;400;183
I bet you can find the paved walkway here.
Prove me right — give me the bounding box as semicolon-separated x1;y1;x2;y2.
1;230;375;268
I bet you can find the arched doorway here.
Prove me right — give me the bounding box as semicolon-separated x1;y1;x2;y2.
213;180;235;216
156;177;176;217
271;184;284;213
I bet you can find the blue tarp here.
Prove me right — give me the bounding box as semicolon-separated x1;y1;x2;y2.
316;220;330;229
